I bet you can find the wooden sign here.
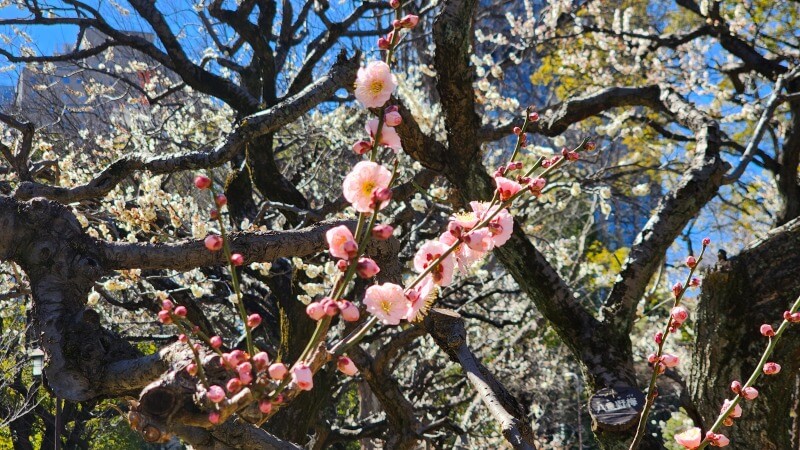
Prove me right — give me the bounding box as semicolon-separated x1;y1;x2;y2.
589;386;645;432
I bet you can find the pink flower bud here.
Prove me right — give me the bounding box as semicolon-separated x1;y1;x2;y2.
210;209;220;220
186;363;197;376
384;110;402;127
193;343;201;352
686;255;697;268
690;277;701;287
259;399;272;414
389;0;400;8
337;356;359;376
584;141;596;151
702;237;711;247
178;334;188;343
494;165;506;177
372;224;394;240
377;36;391;50
370;187;393;208
207;385;226;403
513;126;522;135
356;257;381;278
647;353;658;364
292;363;314;391
226;377;243;393
760;324;775;337
161;299;174;311
674;427;701;449
730;380;742;394
247;313;262;328
336;260;349;272
230;253;244;266
353;140;372;155
229;349;247;365
763;362;781;375
322;298;339;316
339;300;360;322
173;306;187;317
722;400;742;419
157;310;172;324
214;193;227;207
528;111;539;122
397;14;419;28
237;362;253;384
210;335;223;349
306;302;325;320
661;353;679;368
194;175;212;189
654;332;663;344
712;433;730;447
742;386;758;400
204;234;223;251
252;352;270;371
271;394;284;404
672;282;683;298
208;411;221;424
671;306;689;324
268;363;287;380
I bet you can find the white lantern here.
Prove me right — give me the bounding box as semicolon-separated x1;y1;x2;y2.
30;348;45;377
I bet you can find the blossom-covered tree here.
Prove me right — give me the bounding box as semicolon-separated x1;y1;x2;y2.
2;1;800;450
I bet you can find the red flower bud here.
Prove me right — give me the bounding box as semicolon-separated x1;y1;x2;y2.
194;175;212;189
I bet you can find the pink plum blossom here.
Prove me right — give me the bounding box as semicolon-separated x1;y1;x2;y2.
413;240;456;286
405;276;436;322
364;283;407;325
343;161;392;213
462;228;494;252
366;119;402;151
494;176;523;201
674;427;701;449
371;224;394;240
721;399;742;418
356;257;381;278
470;201;514;247
326;225;358;260
354;61;396;108
439;232;484;273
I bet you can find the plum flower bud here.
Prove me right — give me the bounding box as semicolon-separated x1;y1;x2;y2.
214;193;227;207
337;356;359;376
760;324;775;337
513;126;522;135
561;148;579;161
690;277;701;287
730;380;742;394
230;253;244;266
306;302;325;320
259;399;272;414
208;411;221;424
686;255;697;268
210;209;220;220
161;299;174;311
661;353;679;368
654;332;663;344
742;386;758;400
353;140;372;155
237;362;253;384
389;0;400;8
246;313;262;328
268;363;287;380
584;141;596;151
205;234;223;251
711;434;730;447
207;385;226;403
336;260;349;272
371;224;394;240
528;110;539;122
292;363;314;391
339;300;360;322
384;109;402;127
173;306;187;317
508;161;523;171
377;36;392;50
647;353;658;364
210;335;223;349
763;362;781;375
186;363;198;376
672;282;683;298
370;187;393;208
157;310;172;324
178;334;188;343
226;377;243;393
396;14;419;28
671;306;689;324
252;352;270;371
702;237;711;247
321;298;339;316
356;257;381;278
721;399;742;419
194;175;212;189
